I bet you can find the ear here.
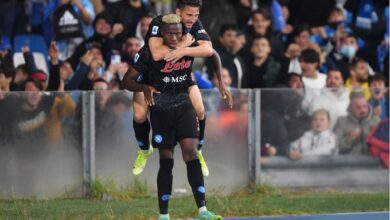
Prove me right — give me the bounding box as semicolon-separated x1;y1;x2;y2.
176;8;181;16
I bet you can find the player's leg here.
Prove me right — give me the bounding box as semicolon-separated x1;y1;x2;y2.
157;148;174;220
177;107;222;219
180;138;222;220
132;92;153;175
188;85;209;176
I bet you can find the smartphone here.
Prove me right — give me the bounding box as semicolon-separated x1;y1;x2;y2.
111;54;121;64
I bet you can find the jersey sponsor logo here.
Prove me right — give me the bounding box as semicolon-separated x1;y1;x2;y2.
161;59;192;73
59;11;79;26
162;75;188;83
151;26;159;35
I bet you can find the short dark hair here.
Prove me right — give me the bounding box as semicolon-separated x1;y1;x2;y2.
348;57;366;71
24;77;44;91
293;24;310;38
327;68;342;75
93;78;109;86
252;8;271;21
219;23;237;37
176;0;202;9
369;74;386;86
299;49;320;64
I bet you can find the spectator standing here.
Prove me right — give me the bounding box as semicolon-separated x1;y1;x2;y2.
299;49;327;89
307;69;349;129
242;36;281;88
206;24;245;88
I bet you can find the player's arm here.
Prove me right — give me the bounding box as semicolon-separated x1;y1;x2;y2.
149;37;172;61
211;49;233;108
164;40;213;63
122;66;160;106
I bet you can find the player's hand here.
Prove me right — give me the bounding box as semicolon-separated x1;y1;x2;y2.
178;33;194;48
164;48;186;63
218;83;233;108
142;85;160;106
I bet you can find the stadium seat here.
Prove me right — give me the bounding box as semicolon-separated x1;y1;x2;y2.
13;52;49;75
13;34;49;61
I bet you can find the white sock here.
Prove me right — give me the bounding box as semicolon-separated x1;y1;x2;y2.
159;213;169;219
199;206;207;213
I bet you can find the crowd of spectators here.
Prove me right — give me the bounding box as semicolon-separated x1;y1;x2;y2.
0;0;388;167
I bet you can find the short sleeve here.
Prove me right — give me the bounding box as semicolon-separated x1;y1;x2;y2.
191;20;211;41
132;46;151;74
145;15;163;43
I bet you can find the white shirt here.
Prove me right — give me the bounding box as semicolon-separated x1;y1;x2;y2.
290;130;338;156
302;71;327;89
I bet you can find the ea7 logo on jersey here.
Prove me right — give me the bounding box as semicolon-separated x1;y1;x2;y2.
152;26;159;35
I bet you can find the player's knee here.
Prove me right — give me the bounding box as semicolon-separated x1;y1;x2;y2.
133;109;148;123
182;148;198;161
195;106;205;119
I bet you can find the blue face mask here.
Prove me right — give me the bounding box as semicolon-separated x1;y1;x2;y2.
340;45;357;59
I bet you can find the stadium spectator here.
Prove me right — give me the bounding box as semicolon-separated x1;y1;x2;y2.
333;91;380;154
299;49;326;89
206;24;245;88
121;36;142;65
289;109;338;160
345;58;370;99
0;0;17;39
244;8;284;61
242;36;281;88
151;0;173;15
135;13;155;46
306;69;349;129
67;11;123;70
44;0;96;59
368;74;389;120
11;64;29;91
106;0;152;43
288;0;336;27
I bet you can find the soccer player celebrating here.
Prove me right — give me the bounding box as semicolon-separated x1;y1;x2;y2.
131;0;231;177
122;14;223;220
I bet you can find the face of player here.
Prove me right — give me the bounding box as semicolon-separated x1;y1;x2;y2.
162;24;183;49
311;112;330;134
176;6;200;29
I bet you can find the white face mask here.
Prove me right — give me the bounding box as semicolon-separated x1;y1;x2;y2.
340;45;357;59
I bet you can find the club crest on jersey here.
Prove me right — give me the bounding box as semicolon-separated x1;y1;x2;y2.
161;59;192;73
152;26;159;35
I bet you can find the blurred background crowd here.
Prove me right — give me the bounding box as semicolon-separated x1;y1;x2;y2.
0;0;388;167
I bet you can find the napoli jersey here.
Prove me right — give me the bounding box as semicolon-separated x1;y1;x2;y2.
145;15;211;43
132;46;195;110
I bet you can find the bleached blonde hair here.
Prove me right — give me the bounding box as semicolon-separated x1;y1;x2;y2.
162;14;181;24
